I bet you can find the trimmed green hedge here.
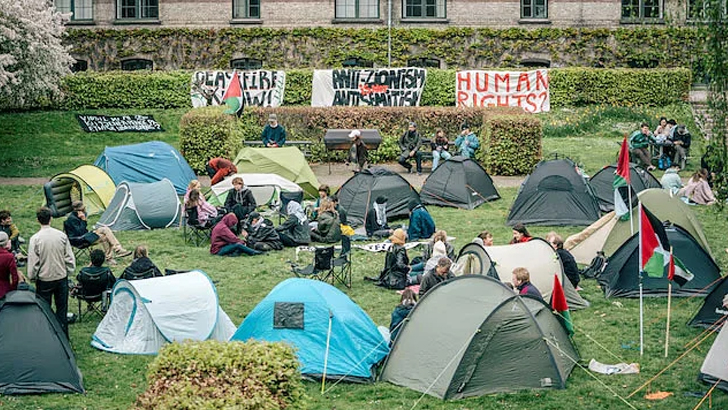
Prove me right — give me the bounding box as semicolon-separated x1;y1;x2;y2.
59;68;691;110
179;106;243;172
480;116;543;176
135;340;307;410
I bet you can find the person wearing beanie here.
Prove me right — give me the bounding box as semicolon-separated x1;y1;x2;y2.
367;228;410;289
0;231;20;299
398;121;423;174
454;122;480;159
347;129;368;171
365;195;392;238
261;113;287;147
407;199;435;242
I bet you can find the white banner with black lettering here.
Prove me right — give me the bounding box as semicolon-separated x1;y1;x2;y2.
311;67;427;107
191;70;286;108
455;69;550;113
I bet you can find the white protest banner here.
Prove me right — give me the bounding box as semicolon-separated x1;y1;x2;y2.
455;69;550;113
191;70;286;108
311;67;426;107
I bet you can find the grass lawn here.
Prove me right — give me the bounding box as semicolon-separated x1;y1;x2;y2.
0;104;725;410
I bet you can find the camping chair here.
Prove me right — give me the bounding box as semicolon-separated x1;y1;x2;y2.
291;246;335;282
276;191;305;223
329;235;352;288
183;206;213;246
121;267;158;281
72;270;113;322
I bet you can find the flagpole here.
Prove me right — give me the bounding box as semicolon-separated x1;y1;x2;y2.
628;184;634;235
638;201;644;356
665;246;673;358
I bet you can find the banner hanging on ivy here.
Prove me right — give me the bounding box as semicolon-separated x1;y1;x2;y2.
311;68;427;107
191;70;286;108
455;69;550;113
76;114;164;132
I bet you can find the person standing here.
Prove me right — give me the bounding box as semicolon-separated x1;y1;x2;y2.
27;207;76;337
454;123;480;159
430;128;451;171
398;122;423;174
348;129;368;171
261;113;286;147
206;157;237;185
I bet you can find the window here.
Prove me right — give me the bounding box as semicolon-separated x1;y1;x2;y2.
687;0;727;20
621;0;661;20
520;58;551;68
336;0;379;18
233;0;260;18
521;0;547;18
403;0;445;18
121;58;153;71
71;60;88;72
230;58;263;70
55;0;93;21
343;57;374;68
117;0;158;19
407;58;441;68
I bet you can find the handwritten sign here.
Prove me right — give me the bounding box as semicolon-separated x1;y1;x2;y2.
311;68;427;107
191;70;286;108
76;115;164;132
455;69;550;113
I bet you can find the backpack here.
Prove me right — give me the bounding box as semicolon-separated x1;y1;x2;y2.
657;155;672;170
580;252;607;279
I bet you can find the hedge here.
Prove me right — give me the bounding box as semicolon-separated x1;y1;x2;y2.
59;68;691;111
179;106;243;172
479;116;543;176
135;340;307;410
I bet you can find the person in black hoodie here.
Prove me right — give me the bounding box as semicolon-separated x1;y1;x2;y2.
245;212;282;251
275;201;311;247
365;196;392;238
224;176;257;232
123;246;162;279
389;288;417;344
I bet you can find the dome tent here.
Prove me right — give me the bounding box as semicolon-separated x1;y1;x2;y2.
689;275;728;329
97;179;181;231
589;163;660;212
234;146;320;199
420;156;500;209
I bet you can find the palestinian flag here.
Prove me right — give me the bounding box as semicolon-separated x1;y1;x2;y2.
222;71;244;115
640;204;671;278
668;253;694;287
551;274;574;335
614;136;631;219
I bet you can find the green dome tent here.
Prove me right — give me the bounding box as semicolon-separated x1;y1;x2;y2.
234;147;320;199
420;156;500;209
97;179;181;230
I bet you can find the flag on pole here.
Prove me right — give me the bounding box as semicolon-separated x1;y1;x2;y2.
222;71;244;115
640;205;671;278
614;136;632;219
551;274;574;335
668;253;694;287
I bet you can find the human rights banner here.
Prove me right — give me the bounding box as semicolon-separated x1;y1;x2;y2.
455;69;550;113
311;68;426;107
191;70;286;108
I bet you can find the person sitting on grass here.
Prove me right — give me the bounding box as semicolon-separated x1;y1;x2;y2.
210;213;262;257
310;184;330;221
77;249;116;291
389;288;417;344
410;230;454;278
546;232;580;289
409;240;448;285
419;257;455;297
365;196;392;239
511;266;543;301
123;245;163;279
473;230;494;247
629;122;656;171
64;201;132;264
509;223;532;244
311;199;342;244
275;201;311;247
407;199;435;242
366;228;410;289
245;212;283;252
660;164;683;195
680;168;716;205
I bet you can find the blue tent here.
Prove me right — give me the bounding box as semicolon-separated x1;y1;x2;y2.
231;278;389;382
94;141;196;195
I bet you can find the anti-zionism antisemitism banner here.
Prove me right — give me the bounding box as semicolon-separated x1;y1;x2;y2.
456;69;550;113
311;67;427;107
191;70;286;108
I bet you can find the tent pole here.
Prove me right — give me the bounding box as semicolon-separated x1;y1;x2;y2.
628;184;634;235
638;201;644;356
321;310;333;394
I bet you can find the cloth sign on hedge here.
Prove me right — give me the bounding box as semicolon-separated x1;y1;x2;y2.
311;67;426;107
191;70;286;108
455;69;550;113
76;114;164;132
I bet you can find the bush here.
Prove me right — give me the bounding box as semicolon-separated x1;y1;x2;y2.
179;106;242;172
479;115;542;176
135;340;307;410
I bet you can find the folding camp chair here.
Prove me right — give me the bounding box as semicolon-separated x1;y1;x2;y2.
329;235;352;288
291;246;335;282
183;206;213;246
71;270;113;322
121;267;158;281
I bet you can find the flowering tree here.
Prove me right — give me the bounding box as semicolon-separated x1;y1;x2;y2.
0;0;73;109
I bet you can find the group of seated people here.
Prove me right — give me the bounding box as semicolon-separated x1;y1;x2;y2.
630;118;691;171
661;165;717;205
73;245;165;296
398;122;481;174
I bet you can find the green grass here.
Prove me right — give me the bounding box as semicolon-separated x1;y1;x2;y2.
0;104;725;409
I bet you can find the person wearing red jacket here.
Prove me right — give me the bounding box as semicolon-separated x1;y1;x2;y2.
210;213;261;257
206;157;238;185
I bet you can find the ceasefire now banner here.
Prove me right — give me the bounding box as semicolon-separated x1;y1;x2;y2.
455;69;550;113
191;70;286;108
311;67;427;107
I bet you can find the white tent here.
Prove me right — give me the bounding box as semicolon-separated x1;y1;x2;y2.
698;320;728;392
97;179;181;231
208;173;303;208
91;271;236;355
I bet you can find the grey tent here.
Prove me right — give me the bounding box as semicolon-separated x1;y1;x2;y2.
380;275;578;399
589;163;661;212
688;275;728;329
97;179;181;230
507;159;600;226
698;320;728;392
455;239;589;310
420;156;500;209
336;167;420;227
0;288;84;394
598;224;721;298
